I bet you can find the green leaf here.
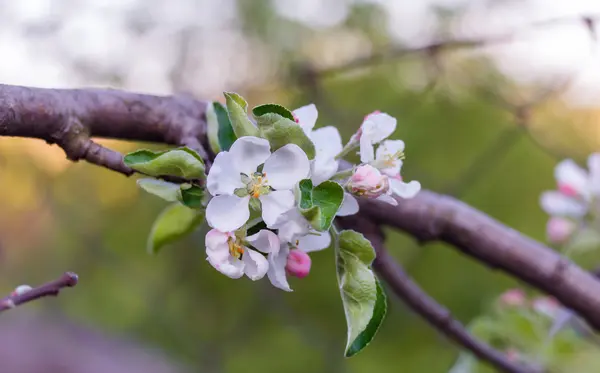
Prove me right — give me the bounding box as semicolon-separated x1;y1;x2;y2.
137;178;181;202
205;102;221;154
252;103;295;121
124;147;205;179
147;203;205;255
448;353;478;373
336;229;383;357
345;278;387;357
179;184;205;209
224;92;260;138
298;179;344;231
255;113;316;160
214;101;237;151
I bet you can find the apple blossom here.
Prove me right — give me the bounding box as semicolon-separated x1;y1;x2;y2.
206;136;310;232
532;296;560;319
205;229;279;280
355;111;397;164
368;139;421;199
346;164;398;205
293;104;343;186
286;249;311;278
540;154;600;218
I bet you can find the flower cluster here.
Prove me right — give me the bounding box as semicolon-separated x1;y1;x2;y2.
540;153;600;245
498;288;561;319
203;104;421;290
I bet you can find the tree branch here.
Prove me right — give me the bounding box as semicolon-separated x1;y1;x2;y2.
356;191;600;331
0;272;79;313
337;215;542;373
0;83;599;364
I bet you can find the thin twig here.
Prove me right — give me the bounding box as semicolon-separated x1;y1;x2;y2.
0;272;79;313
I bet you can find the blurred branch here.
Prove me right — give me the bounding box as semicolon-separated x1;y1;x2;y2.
0;272;78;313
337;215;542;373
315;14;600;78
1;83;600;363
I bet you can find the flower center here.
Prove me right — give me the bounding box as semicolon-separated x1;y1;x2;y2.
236;172;271;198
228;237;244;259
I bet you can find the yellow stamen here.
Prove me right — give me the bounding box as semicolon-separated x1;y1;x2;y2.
228;238;244;259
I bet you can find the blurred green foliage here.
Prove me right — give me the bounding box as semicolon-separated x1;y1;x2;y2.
1;1;600;372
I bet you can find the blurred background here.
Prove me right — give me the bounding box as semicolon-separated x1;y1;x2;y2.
1;0;600;372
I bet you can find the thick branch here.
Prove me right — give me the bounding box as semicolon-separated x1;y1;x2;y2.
0;272;78;312
356;192;600;331
0;85;210;174
338;215;541;373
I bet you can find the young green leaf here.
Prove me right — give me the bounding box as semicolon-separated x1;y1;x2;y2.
214;101;237;151
179;184;204;209
124;147;205;179
147;203;205;255
137;178;182;202
206;102;221;154
298;179;344;231
223;92;260;138
252;103;295;121
335;229;385;357
255;113;316;160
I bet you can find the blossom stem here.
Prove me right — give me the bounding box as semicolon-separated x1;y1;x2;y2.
246;217;264;230
331;169;353;180
334;142;359;160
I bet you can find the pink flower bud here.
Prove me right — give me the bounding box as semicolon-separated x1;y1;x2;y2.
286;249;311;278
546;217;575;244
499;289;526;307
348;165;390;198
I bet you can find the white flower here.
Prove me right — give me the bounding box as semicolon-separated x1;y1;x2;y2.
540;154;600;218
356;111;397;164
293;104;343;185
205;229;279;280
206;136;310;232
532;296;560;319
546;217;576;244
363;139;421;200
266;224;331;292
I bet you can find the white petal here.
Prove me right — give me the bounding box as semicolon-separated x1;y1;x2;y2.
263;144;310;190
376;194;398;206
205;229;231;256
555;159;589;196
267;245;292;291
310;156;339;186
360;134;375;163
311;126;343;158
588;153;600;195
206;195;250;232
228;136;271;176
337;193;359;216
376;140;405;160
206;255;245;279
391;179;421;199
298;231;331;252
293;104;318;135
242;249;269;280
540;191;587;217
206;152;244;196
259;190;295;227
271;208;311;243
246;229;280;254
363;112;397;143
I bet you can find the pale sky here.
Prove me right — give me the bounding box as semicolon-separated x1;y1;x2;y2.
0;0;599;107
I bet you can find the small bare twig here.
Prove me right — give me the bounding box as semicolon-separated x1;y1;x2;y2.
0;272;79;313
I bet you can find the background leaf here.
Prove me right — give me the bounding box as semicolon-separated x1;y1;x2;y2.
256;113;316;159
224;92;260;138
206;101;222;154
179;185;205;209
298;179;343;231
147;203;205;255
124;147;205;179
137;178;182;202
336;229;383;357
